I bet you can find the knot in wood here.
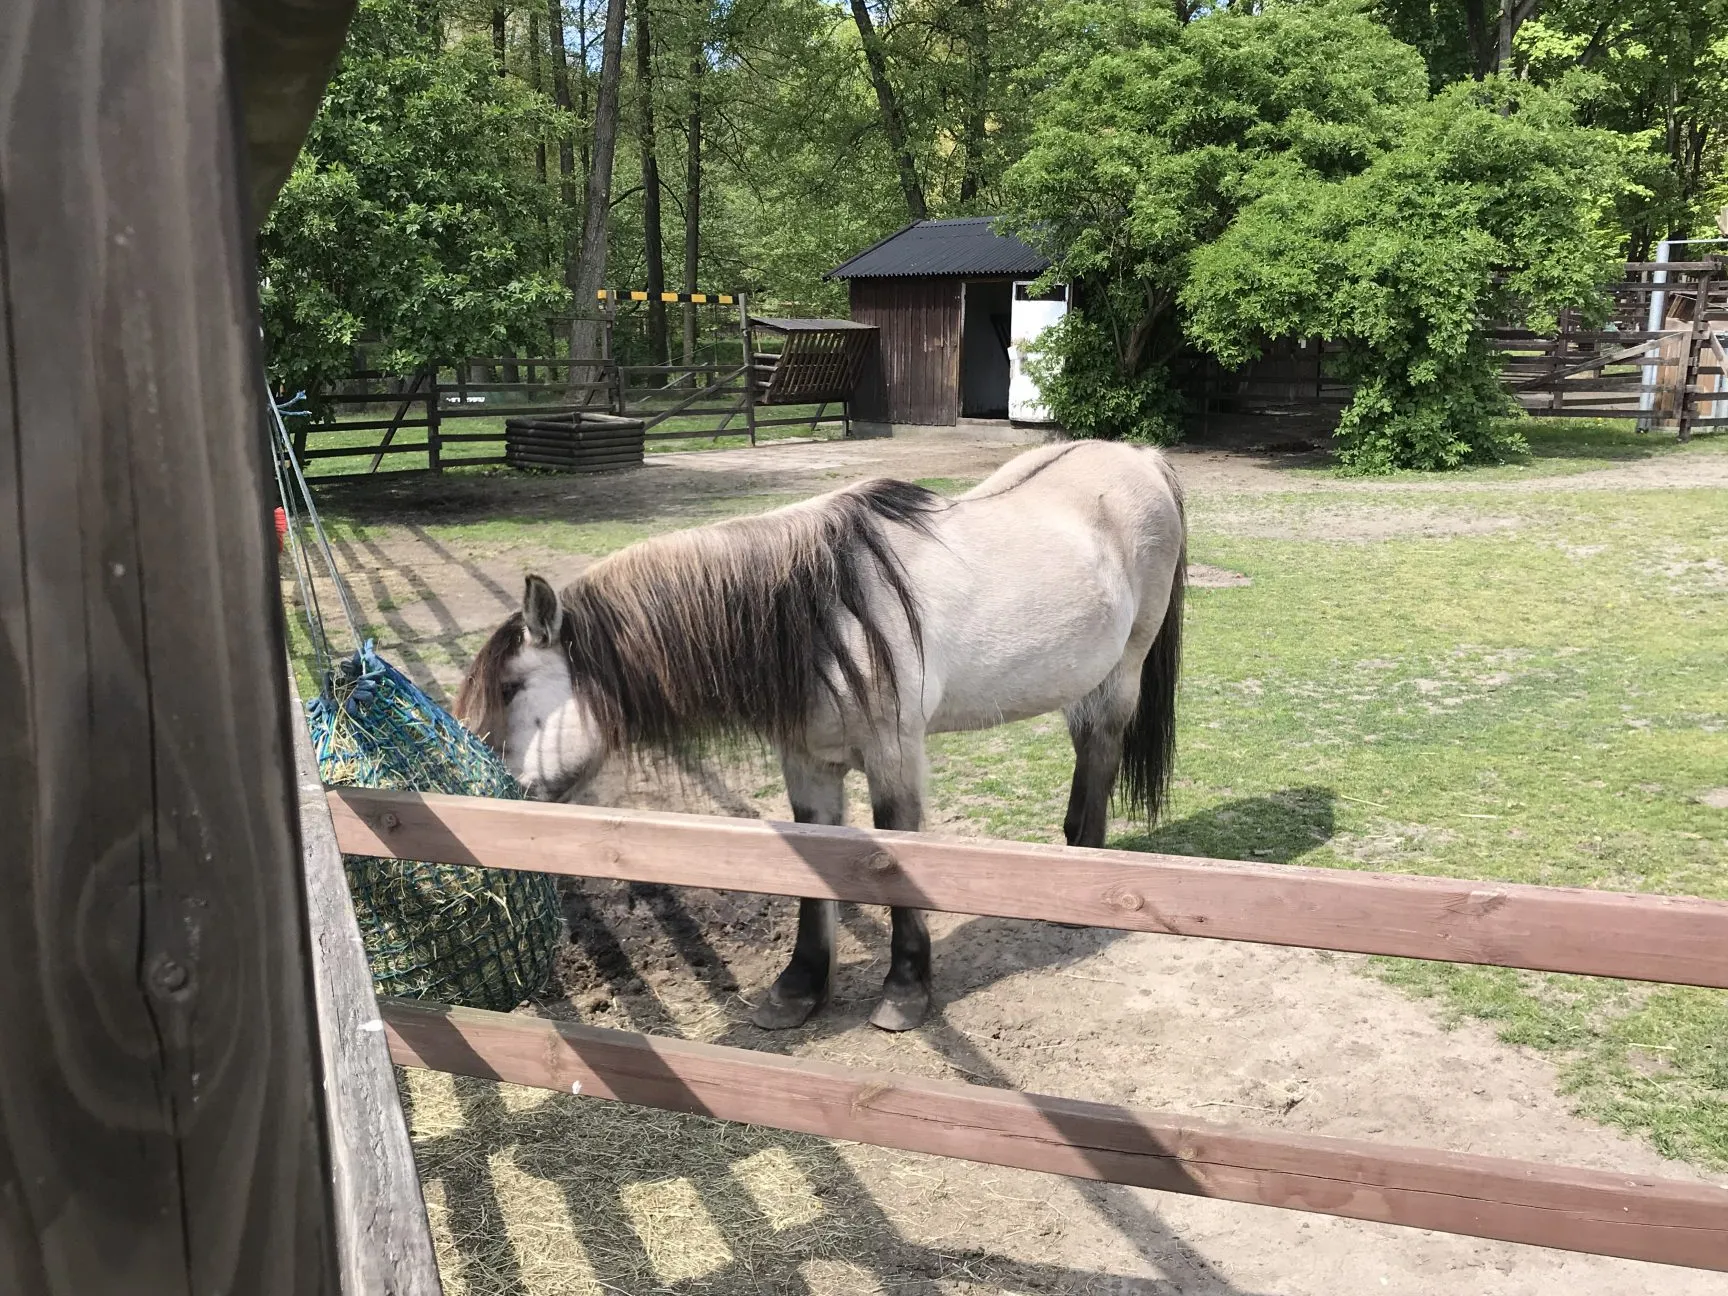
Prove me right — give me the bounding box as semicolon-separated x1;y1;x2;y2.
864;849;898;875
380;811;401;831
147;953;191;998
1104;886;1145;913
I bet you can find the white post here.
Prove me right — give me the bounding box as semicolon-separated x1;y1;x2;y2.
1639;239;1671;427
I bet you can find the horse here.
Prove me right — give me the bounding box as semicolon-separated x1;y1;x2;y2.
455;440;1187;1033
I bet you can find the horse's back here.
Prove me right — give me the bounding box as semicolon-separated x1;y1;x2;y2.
910;442;1184;732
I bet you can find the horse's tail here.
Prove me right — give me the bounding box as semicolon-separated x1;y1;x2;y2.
1118;538;1184;825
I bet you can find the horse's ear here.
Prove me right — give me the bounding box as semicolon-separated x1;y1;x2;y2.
523;574;563;645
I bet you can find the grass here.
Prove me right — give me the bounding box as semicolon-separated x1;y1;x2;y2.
924;483;1728;1167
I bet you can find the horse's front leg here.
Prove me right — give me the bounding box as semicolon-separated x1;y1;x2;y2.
751;751;846;1030
866;766;931;1033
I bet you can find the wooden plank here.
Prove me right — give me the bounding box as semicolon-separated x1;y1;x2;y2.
385;1000;1728;1271
330;791;1728;989
291;681;442;1295
0;1;342;1289
1623;260;1722;272
310;416;434;432
300;443;430;461
230;0;358;222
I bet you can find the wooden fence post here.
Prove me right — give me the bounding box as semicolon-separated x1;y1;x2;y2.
739;292;758;445
0;1;347;1290
1678;272;1714;443
427;369;443;473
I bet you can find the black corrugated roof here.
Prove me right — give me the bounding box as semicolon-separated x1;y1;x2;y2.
827;217;1051;280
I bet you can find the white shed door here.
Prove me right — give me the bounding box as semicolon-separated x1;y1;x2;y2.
1008;281;1068;423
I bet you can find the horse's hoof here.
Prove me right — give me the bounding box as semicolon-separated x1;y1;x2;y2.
868;991;930;1033
750;989;822;1030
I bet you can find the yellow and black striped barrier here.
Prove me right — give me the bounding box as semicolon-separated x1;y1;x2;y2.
597;289;737;305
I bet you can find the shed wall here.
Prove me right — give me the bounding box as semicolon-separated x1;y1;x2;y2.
848;278;962;425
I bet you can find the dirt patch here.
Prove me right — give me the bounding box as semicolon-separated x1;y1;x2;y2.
1698;788;1728;810
1187;563;1251;588
1202;501;1524;542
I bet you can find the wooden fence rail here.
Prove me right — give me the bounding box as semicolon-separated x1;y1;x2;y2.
329;789;1728;988
334;789;1728;1273
384;999;1728;1271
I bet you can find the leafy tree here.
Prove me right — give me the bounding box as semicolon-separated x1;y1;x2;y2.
1003;0;1428;444
1518;0;1728;251
1186;79;1630;471
259;0;565;395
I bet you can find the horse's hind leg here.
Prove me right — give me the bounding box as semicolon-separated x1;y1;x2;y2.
751;752;845;1030
1062;661;1143;850
865;761;932;1033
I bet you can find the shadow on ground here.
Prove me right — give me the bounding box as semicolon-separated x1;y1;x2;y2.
403;786;1341;1293
1116;787;1338;865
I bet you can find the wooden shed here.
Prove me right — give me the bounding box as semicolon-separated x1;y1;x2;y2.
829;218;1064;426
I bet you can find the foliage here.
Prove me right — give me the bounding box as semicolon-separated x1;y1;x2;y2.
1003;2;1634;471
1003;0;1428;457
1021;313;1184;444
1517;0;1728;251
1380;0;1728;252
1186;79;1631;471
259;0;564;396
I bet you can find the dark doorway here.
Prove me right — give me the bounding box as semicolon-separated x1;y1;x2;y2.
960;280;1012;418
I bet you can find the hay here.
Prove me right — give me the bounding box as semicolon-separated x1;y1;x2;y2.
401;1065;874;1295
308;643;562;1011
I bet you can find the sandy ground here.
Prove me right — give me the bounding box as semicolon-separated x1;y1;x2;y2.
326;427;1728;1295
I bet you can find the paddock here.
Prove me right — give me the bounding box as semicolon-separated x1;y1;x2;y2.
291;423;1728;1294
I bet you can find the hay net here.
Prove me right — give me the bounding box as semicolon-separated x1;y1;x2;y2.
272;387;562;1012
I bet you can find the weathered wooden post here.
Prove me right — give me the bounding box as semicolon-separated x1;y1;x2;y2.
1677;271;1715;443
0;1;434;1293
739;292;759;445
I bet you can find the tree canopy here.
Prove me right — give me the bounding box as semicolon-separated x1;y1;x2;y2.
264;0;1727;469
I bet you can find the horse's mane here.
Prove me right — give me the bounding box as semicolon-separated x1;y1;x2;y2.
457;478;944;752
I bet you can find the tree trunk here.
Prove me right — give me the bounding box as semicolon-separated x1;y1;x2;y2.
957;0;989;206
848;0;926;220
570;0;628;388
1463;0;1490;78
579;0;592;176
493;6;507;74
683;34;703;376
637;0;668;368
529;10;547;186
1497;0;1512;75
548;0;579;322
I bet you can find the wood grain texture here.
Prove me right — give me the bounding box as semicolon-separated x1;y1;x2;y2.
848;277;962;424
291;682;443;1296
0;2;338;1291
331;790;1728;989
229;0;360;223
385;1000;1728;1272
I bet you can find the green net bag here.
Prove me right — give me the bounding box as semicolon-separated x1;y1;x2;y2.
306;641;562;1011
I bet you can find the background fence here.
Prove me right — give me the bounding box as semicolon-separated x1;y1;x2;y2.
1191;258;1728;439
291;294;862;479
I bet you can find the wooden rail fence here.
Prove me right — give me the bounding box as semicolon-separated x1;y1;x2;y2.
328;786;1728;1273
1191;259;1728;440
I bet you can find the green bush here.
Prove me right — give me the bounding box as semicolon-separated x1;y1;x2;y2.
1023;314;1185;444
